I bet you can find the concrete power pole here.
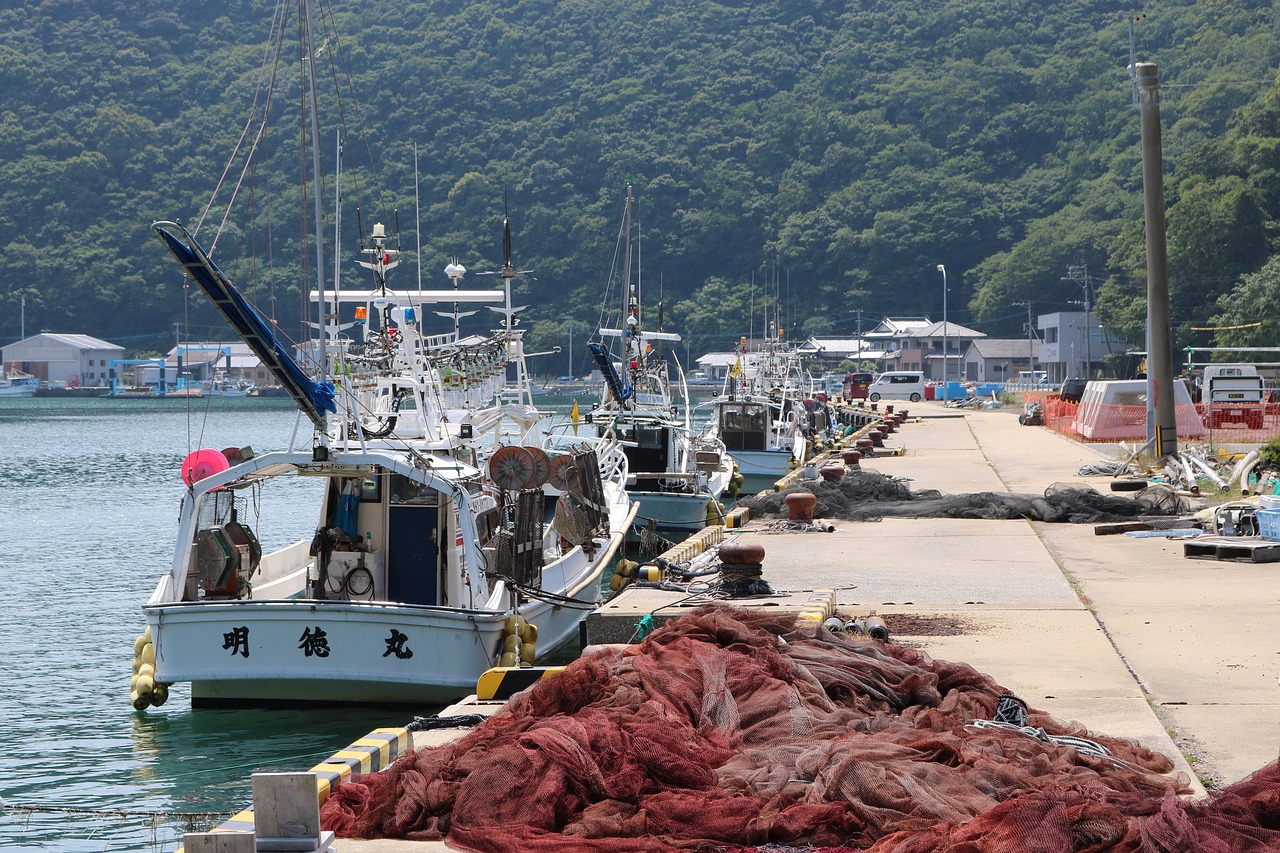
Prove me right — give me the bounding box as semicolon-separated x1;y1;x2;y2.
1013;301;1034;376
1135;62;1178;458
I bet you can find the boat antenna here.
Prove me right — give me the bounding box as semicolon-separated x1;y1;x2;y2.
415;144;423;292
332;130;343;339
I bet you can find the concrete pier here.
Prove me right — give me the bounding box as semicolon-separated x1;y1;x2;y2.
195;401;1280;850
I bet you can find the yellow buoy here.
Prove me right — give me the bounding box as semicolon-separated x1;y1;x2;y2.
519;622;538;644
131;690;148;711
134;634;148;657
502;634;519;654
143;625;152;644
141;643;156;666
151;683;169;706
138;663;155;679
498;652;518;668
519;641;537;664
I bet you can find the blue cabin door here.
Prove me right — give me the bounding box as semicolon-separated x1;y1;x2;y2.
387;504;439;605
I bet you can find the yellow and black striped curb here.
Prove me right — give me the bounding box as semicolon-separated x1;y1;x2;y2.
476;665;566;701
174;726;411;852
795;588;837;629
651;523;727;567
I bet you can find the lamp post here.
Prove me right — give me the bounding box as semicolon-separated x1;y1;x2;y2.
936;264;947;399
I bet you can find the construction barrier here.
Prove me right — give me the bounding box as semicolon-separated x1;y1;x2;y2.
1043;398;1280;444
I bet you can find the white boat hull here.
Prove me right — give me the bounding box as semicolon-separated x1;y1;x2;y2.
147;588;599;705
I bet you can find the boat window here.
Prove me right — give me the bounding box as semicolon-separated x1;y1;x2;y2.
627;425;666;450
359;468;382;502
388;473;440;505
721;403;767;431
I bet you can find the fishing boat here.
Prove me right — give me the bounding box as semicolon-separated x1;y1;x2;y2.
202;373;255;398
135;3;633;708
0;367;40;397
576;186;734;536
705;333;812;483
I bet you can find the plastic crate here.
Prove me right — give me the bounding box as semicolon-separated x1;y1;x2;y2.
1259;508;1280;541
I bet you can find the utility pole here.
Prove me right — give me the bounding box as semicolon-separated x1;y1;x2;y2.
1135;62;1178;458
937;265;948;397
1064;265;1093;378
1013;301;1034;377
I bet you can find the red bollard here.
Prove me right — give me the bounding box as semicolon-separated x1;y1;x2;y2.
784;492;818;522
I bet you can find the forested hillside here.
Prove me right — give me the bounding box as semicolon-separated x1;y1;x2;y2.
2;0;1280;368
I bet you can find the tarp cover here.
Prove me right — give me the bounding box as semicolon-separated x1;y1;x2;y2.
320;607;1280;852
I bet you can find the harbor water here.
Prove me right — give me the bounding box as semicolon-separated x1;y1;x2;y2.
0;393;585;852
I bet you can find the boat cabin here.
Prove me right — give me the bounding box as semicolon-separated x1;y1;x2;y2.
717;402;770;451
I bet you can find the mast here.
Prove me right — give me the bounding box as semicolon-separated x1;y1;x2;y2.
302;0;329;436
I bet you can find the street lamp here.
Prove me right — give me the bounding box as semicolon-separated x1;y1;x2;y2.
937;264;947;399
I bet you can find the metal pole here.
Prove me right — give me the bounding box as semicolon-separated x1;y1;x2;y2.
937;264;947;398
1136;62;1178;458
1083;270;1092;377
1014;300;1033;377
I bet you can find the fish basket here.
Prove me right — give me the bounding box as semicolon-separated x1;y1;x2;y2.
1258;508;1280;541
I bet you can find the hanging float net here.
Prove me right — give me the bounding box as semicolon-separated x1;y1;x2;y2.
737;469;1189;524
319;606;1280;852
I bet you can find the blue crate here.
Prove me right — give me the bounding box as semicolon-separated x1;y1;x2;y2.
1259;508;1280;540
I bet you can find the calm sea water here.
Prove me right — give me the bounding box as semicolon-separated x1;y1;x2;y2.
0;394;575;852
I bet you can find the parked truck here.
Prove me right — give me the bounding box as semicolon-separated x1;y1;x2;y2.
1202;364;1264;430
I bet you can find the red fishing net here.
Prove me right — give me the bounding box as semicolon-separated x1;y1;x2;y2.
321;607;1280;852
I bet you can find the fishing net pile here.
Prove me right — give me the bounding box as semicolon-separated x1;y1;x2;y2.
320;607;1280;852
737;470;1189;524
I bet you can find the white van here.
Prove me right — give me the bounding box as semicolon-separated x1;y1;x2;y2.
868;371;926;402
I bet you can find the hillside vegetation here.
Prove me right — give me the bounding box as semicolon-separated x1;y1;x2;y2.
2;0;1280;367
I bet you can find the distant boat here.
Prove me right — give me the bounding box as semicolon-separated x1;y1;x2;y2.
0;368;40;398
704;335;813;481
202;374;256;398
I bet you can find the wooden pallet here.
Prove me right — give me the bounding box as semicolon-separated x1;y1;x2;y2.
1183;535;1280;563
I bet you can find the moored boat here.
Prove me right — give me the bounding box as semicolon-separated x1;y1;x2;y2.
706;334;812;484
134;1;633;708
142;219;633;707
573;186;734;537
0;367;41;397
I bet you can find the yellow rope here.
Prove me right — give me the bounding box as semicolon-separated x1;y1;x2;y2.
1189;321;1262;330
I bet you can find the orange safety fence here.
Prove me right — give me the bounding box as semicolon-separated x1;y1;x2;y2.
1041;396;1280;444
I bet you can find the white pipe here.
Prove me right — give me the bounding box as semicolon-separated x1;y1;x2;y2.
1227;449;1259;487
1240;457;1261;494
1184;452;1225;488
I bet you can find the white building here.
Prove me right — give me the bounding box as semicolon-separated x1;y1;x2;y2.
1038;312;1127;383
2;333;125;386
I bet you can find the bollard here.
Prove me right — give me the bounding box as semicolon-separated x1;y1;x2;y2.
783;492;818;522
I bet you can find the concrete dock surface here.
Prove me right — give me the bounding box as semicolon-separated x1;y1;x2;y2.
273;402;1280;851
